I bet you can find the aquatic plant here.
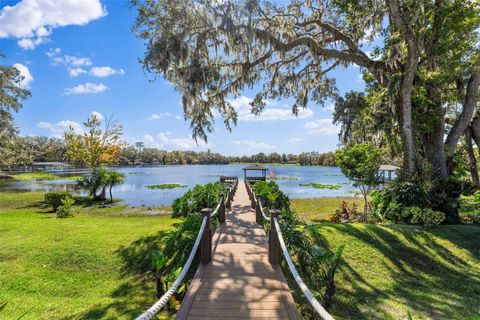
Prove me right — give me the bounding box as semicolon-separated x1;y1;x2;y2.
146;184;187;190
299;183;342;190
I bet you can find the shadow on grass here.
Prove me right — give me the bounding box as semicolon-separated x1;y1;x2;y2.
317;223;480;319
62;230;179;320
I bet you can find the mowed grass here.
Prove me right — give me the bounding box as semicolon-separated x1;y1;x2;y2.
292;197;480;319
316;223;480;319
291;197;360;221
0;192;179;320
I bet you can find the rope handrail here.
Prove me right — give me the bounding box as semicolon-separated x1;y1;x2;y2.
211;196;223;218
272;217;335;320
135;215;208;320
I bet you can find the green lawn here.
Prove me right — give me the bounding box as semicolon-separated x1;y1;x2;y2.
0;192;179;319
315;223;480;320
289;197;480;319
291;197;360;221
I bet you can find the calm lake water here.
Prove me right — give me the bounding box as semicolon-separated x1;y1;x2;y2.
0;165;356;206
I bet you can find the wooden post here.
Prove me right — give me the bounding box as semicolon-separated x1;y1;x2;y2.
251;191;256;209
269;210;281;264
225;189;231;209
256;195;262;223
200;208;212;263
218;195;226;223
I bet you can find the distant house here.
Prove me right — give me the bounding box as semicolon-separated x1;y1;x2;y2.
32;162;69;172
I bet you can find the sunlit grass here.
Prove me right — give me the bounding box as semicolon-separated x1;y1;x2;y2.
0;192;179;319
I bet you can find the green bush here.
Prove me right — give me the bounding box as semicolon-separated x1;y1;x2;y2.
45;191;73;212
253;181;290;211
56;197;75;218
171;182;224;217
460;210;480;223
410;208;445;227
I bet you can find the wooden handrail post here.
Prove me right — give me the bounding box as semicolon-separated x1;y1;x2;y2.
269;210;281;264
225;189;231;209
251;191;256;209
200;208;212;263
255;195;263;223
218;195;226;223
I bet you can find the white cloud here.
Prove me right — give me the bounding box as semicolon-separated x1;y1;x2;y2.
48;49;92;67
147;112;173;120
143;132;210;150
89;66;125;77
175;115;182;120
304;119;339;135
37;120;84;138
232;140;276;150
0;0;106;50
228;96;314;121
13;63;33;88
91;111;104;120
65;83;108;95
68;67;87;77
287;138;304;143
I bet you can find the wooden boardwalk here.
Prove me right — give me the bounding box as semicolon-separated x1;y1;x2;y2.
176;180;300;320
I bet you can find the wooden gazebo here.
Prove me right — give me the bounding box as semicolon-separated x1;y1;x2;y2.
378;164;399;182
242;164;268;182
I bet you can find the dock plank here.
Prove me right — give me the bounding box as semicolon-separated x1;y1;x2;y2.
176;180;301;320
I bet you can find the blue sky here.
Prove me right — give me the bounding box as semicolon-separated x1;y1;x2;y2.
1;0;367;156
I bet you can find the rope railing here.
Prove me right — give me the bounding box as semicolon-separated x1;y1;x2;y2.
135;181;234;320
248;179;335;320
135;215;208;320
272;215;335;320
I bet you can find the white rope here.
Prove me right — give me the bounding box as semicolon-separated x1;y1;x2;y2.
211;197;222;218
273;217;335;320
135;216;208;320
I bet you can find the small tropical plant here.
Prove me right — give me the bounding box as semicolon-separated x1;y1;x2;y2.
105;170;125;203
56;197;75;218
77;167;109;200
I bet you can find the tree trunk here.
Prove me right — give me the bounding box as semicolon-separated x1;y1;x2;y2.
465;126;479;186
109;185;113;203
421;118;448;179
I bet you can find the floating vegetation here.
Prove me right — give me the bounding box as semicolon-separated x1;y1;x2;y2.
323;173;343;177
13;172;84;181
145;183;187;190
128;172;144;174
268;176;298;181
63;175;84;181
299;183;342;190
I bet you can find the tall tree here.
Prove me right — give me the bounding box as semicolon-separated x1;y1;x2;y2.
0;55;31;171
64;114;124;167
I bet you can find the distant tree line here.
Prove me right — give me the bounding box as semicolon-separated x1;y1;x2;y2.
1;137;336;169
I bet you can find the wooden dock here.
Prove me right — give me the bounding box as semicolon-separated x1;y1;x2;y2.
176;180;300;319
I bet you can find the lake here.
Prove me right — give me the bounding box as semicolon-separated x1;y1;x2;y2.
0;165;356;206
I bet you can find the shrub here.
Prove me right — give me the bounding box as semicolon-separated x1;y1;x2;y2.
329;201;359;223
171;182;224;217
410;208;445;227
45;191;73;212
253;181;290;211
460;210;480;223
56;197;75;218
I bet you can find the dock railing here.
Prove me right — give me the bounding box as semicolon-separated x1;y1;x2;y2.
247;180;335;320
135;178;239;320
